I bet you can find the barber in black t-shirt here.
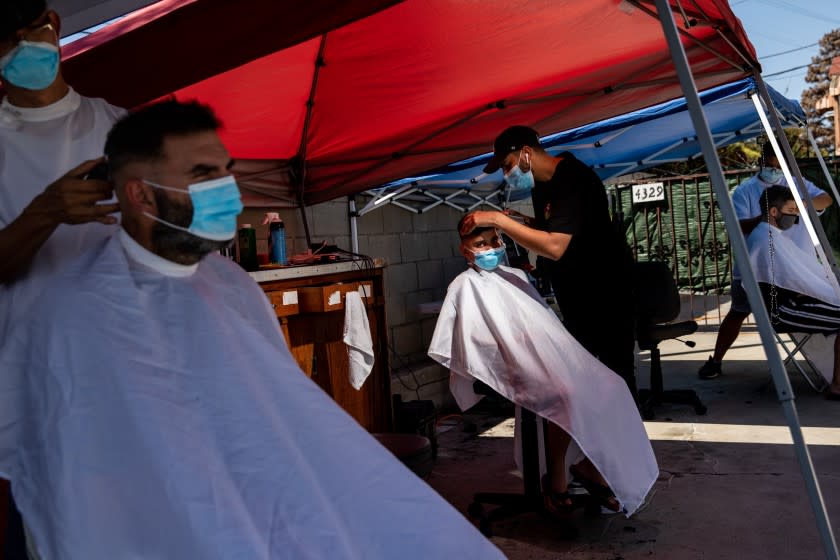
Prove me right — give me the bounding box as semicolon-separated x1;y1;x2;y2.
459;126;636;397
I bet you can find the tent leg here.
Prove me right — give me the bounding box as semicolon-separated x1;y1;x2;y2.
349;196;359;254
807;129;840;207
653;1;839;558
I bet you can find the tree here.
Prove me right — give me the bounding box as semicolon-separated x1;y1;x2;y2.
801;28;840;154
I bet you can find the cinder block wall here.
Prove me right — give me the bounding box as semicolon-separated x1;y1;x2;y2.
238;198;533;408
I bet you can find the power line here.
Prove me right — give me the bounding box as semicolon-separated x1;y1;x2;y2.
752;0;840;26
762;56;834;78
759;43;819;60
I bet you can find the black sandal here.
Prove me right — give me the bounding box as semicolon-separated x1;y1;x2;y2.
569;464;621;512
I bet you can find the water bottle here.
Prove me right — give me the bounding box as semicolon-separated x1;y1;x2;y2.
237;223;258;271
264;212;287;265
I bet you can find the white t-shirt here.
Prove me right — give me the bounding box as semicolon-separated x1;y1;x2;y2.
0;88;125;337
731;173;826;279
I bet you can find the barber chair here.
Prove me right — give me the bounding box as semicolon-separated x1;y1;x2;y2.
634;261;707;420
773;331;829;392
466;381;582;539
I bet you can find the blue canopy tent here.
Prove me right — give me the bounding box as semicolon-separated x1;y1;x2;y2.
356;77;805;215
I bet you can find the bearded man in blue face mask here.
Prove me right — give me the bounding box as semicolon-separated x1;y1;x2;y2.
697;140;832;380
459;125;637;398
0;99;507;560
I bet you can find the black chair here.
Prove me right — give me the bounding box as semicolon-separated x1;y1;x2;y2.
466;381;580;539
634;261;707;420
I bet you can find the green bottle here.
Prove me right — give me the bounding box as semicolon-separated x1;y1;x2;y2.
237;224;258;271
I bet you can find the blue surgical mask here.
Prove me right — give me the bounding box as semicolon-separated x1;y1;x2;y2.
0;41;59;91
143;175;244;241
472;246;506;271
759;167;784;185
504;152;535;193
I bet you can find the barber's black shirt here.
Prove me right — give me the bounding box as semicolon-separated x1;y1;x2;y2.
531;152;633;316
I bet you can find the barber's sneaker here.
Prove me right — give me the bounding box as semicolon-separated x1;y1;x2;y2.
698;357;722;380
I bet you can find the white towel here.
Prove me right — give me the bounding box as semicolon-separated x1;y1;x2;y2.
343;290;375;390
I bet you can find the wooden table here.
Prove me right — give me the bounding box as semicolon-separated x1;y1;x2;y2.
250;260;392;432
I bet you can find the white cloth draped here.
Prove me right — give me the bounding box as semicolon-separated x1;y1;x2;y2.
0;232;504;560
428;266;658;516
748;221;840;306
343;291;375;390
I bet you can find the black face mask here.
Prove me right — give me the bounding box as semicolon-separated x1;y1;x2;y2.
776;212;799;231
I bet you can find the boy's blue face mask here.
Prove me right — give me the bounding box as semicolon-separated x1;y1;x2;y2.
0;40;59;91
472;246;506;271
143;175;244;241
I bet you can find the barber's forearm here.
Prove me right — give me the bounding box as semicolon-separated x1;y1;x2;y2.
813;193;832;211
0;203;59;284
491;215;569;260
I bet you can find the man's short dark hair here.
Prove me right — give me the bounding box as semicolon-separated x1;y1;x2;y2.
1;0;46;39
759;185;793;216
457;212;494;240
105;99;222;175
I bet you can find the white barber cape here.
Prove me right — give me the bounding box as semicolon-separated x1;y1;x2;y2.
747;221;840;306
0;231;504;560
428;266;658;516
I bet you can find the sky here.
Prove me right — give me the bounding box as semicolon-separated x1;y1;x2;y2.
730;0;840;102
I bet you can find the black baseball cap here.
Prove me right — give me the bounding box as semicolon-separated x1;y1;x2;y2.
0;0;47;39
482;125;541;174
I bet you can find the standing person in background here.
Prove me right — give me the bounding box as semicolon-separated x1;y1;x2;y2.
459;126;637;398
0;0;125;555
697;141;832;380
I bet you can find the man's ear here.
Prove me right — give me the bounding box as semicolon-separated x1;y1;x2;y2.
46;10;61;40
123;179;157;213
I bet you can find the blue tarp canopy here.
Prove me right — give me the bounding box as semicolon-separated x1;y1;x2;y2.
361;78;805;212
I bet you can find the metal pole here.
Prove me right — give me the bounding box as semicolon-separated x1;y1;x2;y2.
807;128;840;206
349;196;359;254
653;2;839;558
750;93;840;302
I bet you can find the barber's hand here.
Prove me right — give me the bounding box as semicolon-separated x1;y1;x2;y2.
459;210;502;236
34;158;120;226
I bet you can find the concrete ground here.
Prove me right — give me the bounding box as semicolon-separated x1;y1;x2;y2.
425;324;840;559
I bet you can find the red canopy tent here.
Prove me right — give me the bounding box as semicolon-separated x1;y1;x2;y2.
62;0;758;206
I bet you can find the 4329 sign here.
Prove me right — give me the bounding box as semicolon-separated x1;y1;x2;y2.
631;182;666;204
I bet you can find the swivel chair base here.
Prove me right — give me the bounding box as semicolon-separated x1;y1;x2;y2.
465;406;597;538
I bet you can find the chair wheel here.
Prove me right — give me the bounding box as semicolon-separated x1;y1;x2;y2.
467;502;484;519
695;404;708;415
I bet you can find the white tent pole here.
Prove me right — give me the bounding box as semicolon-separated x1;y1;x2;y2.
750;92;840;302
653;2;839;558
348;196;359;254
807;128;840;206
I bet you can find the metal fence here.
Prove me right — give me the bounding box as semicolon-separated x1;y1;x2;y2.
607;158;840;321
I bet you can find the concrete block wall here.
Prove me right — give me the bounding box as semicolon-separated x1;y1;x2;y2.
238;197;534;408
